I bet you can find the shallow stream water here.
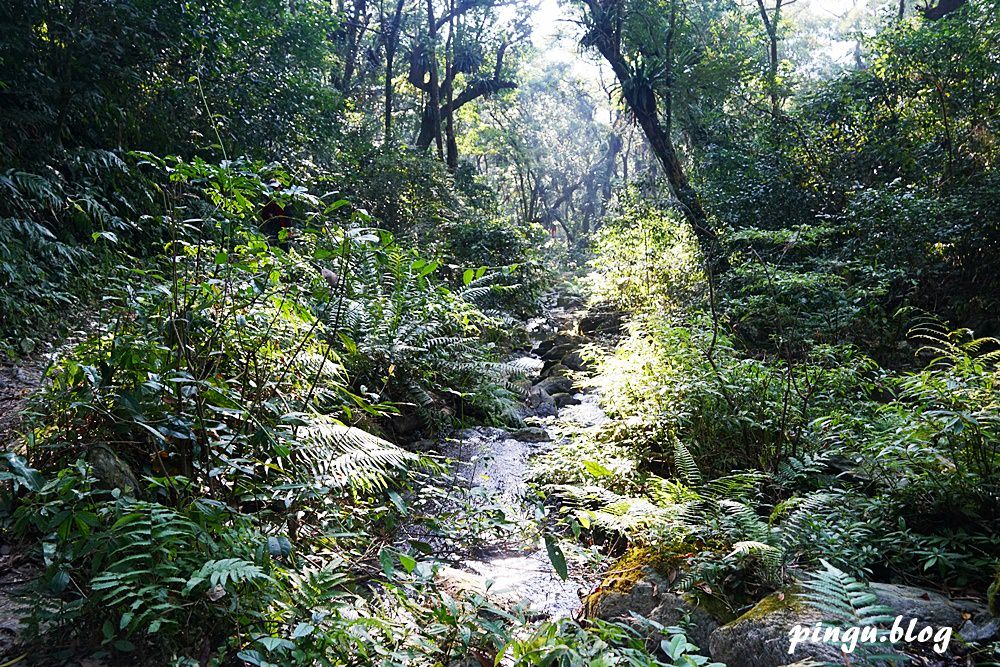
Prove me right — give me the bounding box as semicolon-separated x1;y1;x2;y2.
426;307;609;620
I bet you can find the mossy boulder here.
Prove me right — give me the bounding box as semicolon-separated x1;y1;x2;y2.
708;591;843;667
586;547;720;650
709;582;998;666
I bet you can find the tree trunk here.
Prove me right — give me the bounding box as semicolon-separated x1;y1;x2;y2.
424;0;444;158
444;0;459;171
582;0;726;269
754;0;782;119
341;0;369;91
588;39;723;265
383;0;406;145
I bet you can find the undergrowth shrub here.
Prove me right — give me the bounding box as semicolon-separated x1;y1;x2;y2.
595;312;873;475
336;239;524;430
1;154;538;663
540;311;1000;609
587;192;704;313
0;149;157;353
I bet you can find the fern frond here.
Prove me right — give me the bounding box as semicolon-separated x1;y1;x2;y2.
673;439;702;486
296;419;423;492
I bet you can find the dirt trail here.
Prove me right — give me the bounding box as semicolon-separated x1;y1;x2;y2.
0;359;46;661
0;361;43;451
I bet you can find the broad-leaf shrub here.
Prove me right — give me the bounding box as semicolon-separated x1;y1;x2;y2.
2;155;539;662
587;191;704;313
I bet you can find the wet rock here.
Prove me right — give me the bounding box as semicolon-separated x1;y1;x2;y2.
542;360;570;376
536;374;573;396
534;338;556;357
579;309;623;336
525;386;557;417
534;333;588;358
961;615;1000;643
87;445;141;496
542;343;575;362
511;426;550;443
561;351;591;372
541;359;569;376
436;567;522;611
552;393;581;408
989;564;1000;616
708;592;843;667
557;293;584;309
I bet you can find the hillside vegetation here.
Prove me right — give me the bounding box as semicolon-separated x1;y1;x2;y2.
1;0;998;665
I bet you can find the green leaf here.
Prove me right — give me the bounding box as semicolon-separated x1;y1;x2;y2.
291;622;315;639
582;460;613;478
410;540;433;555
267;535;292;558
417;260;439;278
378;548;395;577
543;534;568;581
398;553;417;574
256;636;293;652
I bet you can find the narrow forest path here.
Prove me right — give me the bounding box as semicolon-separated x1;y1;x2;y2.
0;357;49;659
412;292;619;621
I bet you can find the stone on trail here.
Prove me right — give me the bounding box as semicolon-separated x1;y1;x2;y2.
578;309;623;336
551;392;581;408
556;293;584;309
511;426;551;443
561;350;591;372
535;374;573;396
525;386;557;417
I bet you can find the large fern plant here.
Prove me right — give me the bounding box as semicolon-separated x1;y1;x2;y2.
330;240;524;428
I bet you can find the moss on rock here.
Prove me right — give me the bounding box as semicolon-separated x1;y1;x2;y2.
728;589;805;626
588;543;688;600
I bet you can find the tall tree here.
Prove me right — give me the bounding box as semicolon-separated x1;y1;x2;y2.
578;0;730;267
379;0;408;144
754;0;785;119
407;0;524;166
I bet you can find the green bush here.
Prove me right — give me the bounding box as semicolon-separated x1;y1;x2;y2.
587;192;704;314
